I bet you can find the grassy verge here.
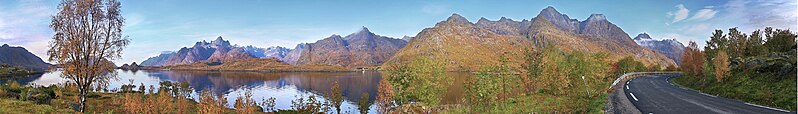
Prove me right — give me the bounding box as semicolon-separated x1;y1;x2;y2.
0;98;75;113
443;92;608;113
672;72;796;111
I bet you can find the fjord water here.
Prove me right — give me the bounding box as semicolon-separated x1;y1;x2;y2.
0;70;471;113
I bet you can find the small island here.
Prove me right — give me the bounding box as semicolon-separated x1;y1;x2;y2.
0;64;41;76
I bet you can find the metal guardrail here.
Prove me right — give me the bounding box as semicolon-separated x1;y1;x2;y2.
608;72;681;91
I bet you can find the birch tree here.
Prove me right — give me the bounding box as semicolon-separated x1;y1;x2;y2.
48;0;128;112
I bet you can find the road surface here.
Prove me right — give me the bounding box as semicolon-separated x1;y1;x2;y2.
623;74;794;114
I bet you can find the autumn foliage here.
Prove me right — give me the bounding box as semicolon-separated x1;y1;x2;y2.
712;51;729;82
198;90;227;114
680;41;705;77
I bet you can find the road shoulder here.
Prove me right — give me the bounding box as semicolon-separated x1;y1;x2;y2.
606;80;641;114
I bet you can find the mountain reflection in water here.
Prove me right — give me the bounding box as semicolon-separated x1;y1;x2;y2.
2;69;471;113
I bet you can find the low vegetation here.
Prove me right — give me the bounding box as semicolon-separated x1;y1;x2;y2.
674;27;797;111
0;64;41;76
378;44;650;113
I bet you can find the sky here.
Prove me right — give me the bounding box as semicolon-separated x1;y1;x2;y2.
0;0;796;65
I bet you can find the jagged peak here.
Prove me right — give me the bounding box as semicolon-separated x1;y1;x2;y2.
328;34;343;39
266;46;287;49
634;33;653;40
586;14;606;21
499;17;512;21
359;26;370;33
445;13;471;24
478;17;489;22
540;6;562;15
214;36;225;42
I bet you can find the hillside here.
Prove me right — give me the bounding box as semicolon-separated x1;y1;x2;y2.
385;14;532;71
243;46;292;60
385;6;675;71
634;33;686;65
0;44;50;71
294;27;408;68
140;51;174;66
140;36;257;66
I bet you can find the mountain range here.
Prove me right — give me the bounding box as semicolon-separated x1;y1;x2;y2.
0;44;50;71
633;33;686;65
384;6;675;71
141;6;676;71
140;36;256;66
142;27;407;68
293;27;408;68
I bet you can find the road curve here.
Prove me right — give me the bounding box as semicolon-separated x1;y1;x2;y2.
623;74;794;114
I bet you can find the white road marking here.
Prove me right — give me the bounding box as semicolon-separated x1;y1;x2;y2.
699;93;718;97
626;85;629;90
630;92;639;101
746;103;791;113
627;81;630;84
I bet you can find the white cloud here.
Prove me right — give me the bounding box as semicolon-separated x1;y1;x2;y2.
0;0;56;61
685;23;713;34
667;4;690;23
724;0;797;30
689;8;717;21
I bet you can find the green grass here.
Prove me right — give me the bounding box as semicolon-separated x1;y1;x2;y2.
443;92;608;113
0;66;39;76
0;98;75;113
673;72;796;111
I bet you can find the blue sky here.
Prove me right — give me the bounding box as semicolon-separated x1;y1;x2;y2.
0;0;795;64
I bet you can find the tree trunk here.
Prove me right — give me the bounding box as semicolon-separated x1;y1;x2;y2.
79;88;87;112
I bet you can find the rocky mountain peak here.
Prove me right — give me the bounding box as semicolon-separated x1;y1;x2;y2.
445;13;471;24
586;14;607;22
353;26;374;35
498;17;512;22
536;6;581;33
213;36;225;42
634;33;653;40
477;17;490;23
329;34;343;39
358;26;371;33
210;36;231;48
539;6;562;16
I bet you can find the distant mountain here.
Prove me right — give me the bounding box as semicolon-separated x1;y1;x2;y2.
530;6;675;66
634;33;686;65
385;14;534;71
243;46;292;60
385;6;675;71
141;36;257;66
294;27;408;68
140;51;174;66
119;62;141;70
281;43;307;64
164;58;348;72
0;44;50;71
537;6;581;34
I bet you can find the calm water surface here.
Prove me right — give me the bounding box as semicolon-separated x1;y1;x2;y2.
0;70;472;113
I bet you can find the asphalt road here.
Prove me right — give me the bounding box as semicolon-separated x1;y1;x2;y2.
623;74;794;114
